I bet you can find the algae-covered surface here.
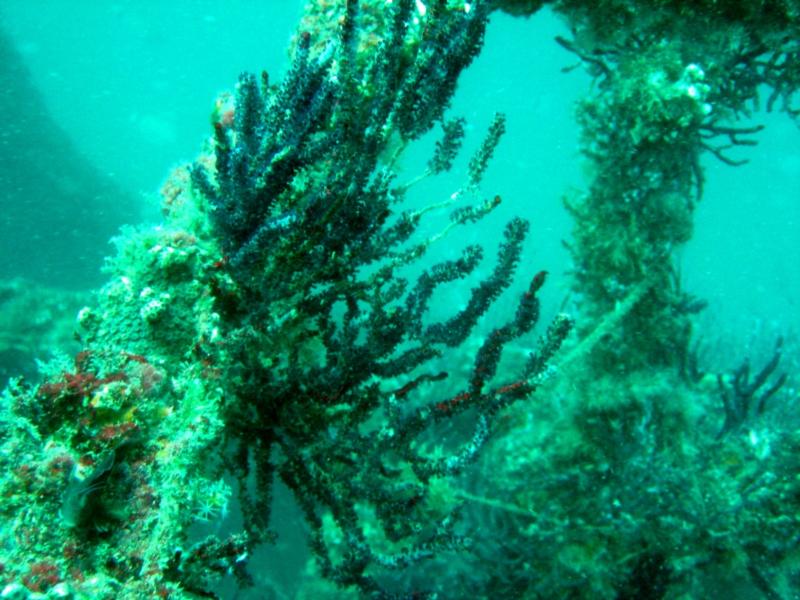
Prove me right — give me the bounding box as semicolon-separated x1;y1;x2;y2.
0;1;798;598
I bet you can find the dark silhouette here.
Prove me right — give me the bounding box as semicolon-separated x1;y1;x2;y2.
0;29;137;289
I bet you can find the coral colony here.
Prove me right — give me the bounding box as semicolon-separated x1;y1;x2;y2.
1;0;798;598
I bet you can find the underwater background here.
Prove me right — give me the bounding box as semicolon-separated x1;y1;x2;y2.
0;1;799;598
2;1;797;372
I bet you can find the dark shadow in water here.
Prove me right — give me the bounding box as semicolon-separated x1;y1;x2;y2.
0;28;138;289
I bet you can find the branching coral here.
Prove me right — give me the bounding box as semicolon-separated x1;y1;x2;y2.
188;1;571;591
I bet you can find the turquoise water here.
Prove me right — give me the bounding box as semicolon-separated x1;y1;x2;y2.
2;2;797;335
1;2;799;597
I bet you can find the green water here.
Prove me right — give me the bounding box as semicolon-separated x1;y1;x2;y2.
2;2;796;334
0;2;798;598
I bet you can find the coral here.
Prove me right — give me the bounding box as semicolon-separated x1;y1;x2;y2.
716;337;788;439
1;0;798;598
554;0;800;374
188;1;570;591
451;2;800;598
0;1;570;597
